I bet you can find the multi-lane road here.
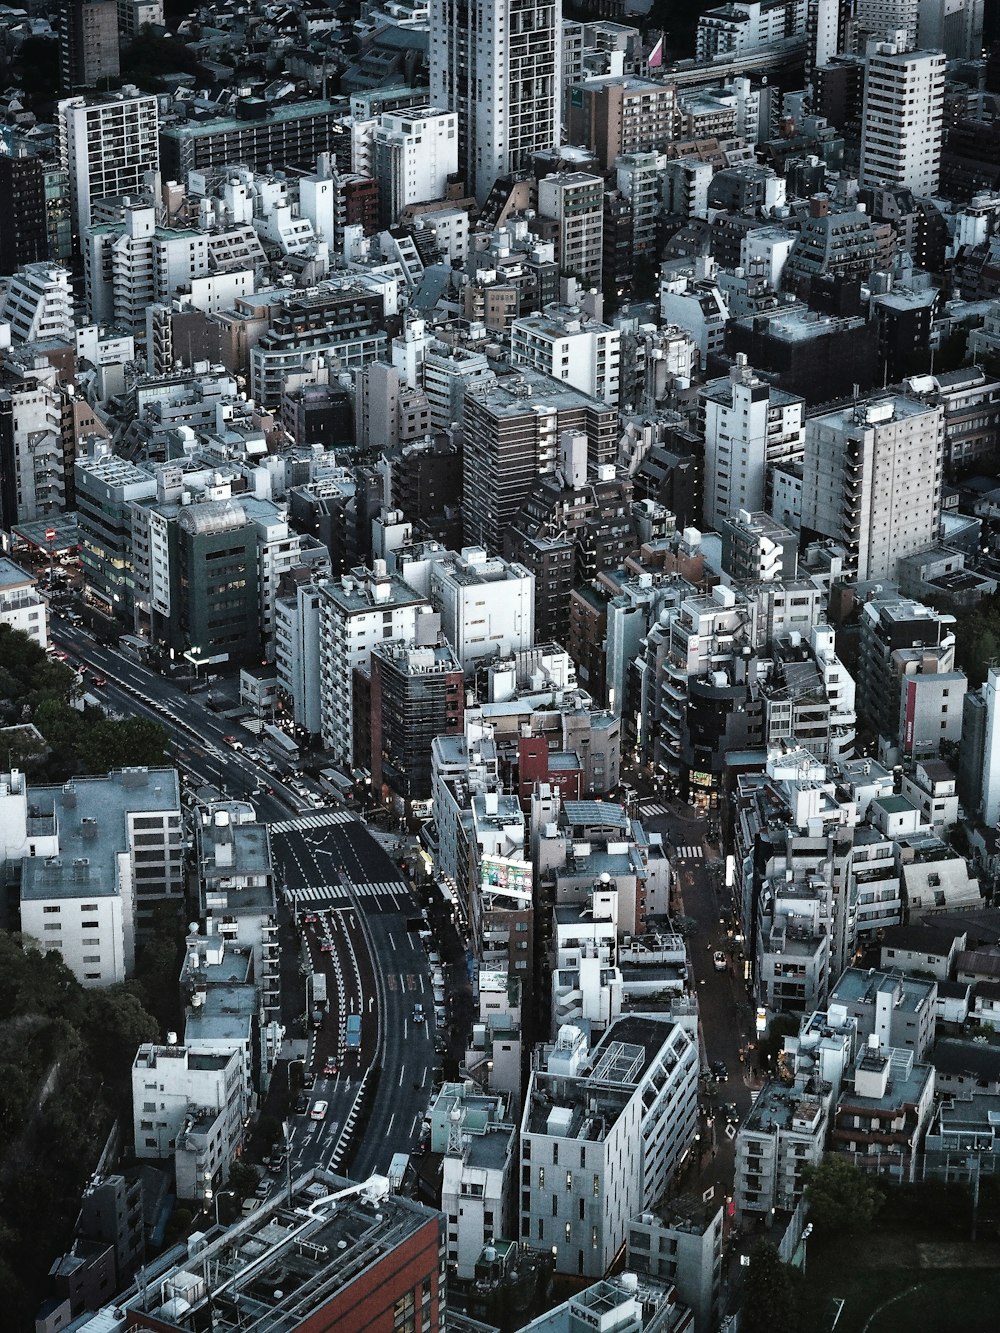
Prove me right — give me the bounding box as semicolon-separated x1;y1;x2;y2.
49;622;442;1179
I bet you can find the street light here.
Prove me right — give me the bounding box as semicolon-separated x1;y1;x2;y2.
204;1188;237;1228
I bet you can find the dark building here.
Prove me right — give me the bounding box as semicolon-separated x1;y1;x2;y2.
517;734;583;806
289;466;382;575
159;99;350;178
505;434;635;645
386;433;463;545
870;284;938;384
166;500;261;667
567;581;610;701
603;190;634;310
281;381;353;448
727;305;878;403
0;155;47;274
630;427;704;531
59;0;119;92
370;639;464;806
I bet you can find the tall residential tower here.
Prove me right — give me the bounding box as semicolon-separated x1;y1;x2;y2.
430;0;562;205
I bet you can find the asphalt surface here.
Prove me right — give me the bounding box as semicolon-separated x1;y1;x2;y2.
272;819;438;1179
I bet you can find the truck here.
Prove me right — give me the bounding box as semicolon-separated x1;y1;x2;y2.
345;1013;361;1051
312;972;327;1007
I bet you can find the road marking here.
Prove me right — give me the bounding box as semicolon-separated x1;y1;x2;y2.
398;1064;405;1087
387;1112;396;1135
640;802;670;816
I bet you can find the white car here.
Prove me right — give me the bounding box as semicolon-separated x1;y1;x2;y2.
310;1100;328;1121
713;951;727;972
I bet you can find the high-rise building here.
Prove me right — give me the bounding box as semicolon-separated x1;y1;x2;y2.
979;665;1000;828
537;172;604;289
430;0;562;205
369;639;465;805
700;355;806;533
60;0;120;92
855;0;919;46
800;396;943;582
917;0;984;60
0;154;47;274
372;107;458;228
59;91;159;241
860;34;945;196
462;370;617;555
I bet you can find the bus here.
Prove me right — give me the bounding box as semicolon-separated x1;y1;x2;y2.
319;767;354;800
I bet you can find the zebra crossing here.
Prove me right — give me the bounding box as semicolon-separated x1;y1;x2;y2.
270;809;359;834
674;844;704;860
639;801;671;817
288;879;407;905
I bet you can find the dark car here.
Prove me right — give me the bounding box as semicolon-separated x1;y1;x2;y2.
710;1060;729;1082
295;1092;309;1114
723;1102;740;1125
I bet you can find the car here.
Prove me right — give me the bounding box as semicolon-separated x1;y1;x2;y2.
710;1060;728;1082
302;912;319;925
723;1102;740;1126
254;1180;271;1198
320;942;333;953
242;1198;262;1216
310;1100;328;1121
323;1058;338;1077
295;1092;309;1114
713;951;727;972
92;675;107;687
412;1004;425;1025
224;735;243;749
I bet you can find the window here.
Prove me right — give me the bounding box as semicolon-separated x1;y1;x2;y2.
43;906;60;915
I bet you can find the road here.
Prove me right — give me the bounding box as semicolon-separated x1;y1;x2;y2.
272;817;437;1179
51;623;440;1180
639;800;759;1211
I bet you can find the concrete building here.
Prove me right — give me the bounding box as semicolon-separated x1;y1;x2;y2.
627;1201;723;1333
15;767;182;962
980;666;1000;830
831;1038;935;1181
430;0;561;205
510;305;621;406
720;510;798;583
696;0;807;60
58;91;159;241
733;1081;827;1226
426;547;535;673
520;1016;699;1278
430;1081;515;1280
519;1272;695;1333
462;371;616;556
800;396;943;583
860;34;945;196
131;1043;246;1203
0;557;48;649
373;107;458;228
317;563;433;766
0;263;74;343
827;967;937;1060
369;639;465;806
856;597;957;759
566;76;676;173
537;172;604;290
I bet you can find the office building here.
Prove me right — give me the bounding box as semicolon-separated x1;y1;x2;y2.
733;1081;827;1226
426;547;535;673
430;0;562;204
856;0;919;45
510;305;621;406
0;558;48;649
700;356;806;534
860;34;945;196
917;0;984;60
827;967;937;1060
0;263;74;343
519;1273;694;1333
59;91;159;241
566;76;675;173
980;665;1000;829
627;1201;724;1333
720;510;798;582
856;596;957;752
158;98;347;179
800;396;943;582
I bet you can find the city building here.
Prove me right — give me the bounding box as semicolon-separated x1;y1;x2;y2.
510;305;621;406
430;0;562;204
373;107;459;229
0;155;48;274
537;172;604;290
733;1081;827;1226
520;1016;699;1278
627;1200;723;1333
369;639;465;806
800;396;944;583
60;0;120;92
58;91;159;242
0;557;48;649
860;34;945;196
827;967;937;1060
427;547;535;673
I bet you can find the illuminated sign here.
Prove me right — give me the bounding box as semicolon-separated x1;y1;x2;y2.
480;855;533;902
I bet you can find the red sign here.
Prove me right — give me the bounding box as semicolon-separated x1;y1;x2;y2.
45;528;56;542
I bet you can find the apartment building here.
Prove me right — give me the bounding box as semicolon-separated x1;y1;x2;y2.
59;91;159;241
860;34;945;197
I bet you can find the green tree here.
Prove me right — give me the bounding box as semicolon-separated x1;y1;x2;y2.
803;1157;883;1233
741;1240;802;1333
80;987;159;1090
227;1161;259;1201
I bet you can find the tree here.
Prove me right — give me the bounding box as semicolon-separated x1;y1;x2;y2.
741;1240;802;1333
803;1157;882;1233
227;1161;259;1201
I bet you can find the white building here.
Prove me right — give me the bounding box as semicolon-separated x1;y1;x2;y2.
0;557;48;649
59;90;159;241
701;356;806;533
373;107;458;227
800;395;943;583
520;1016;699;1278
860;33;945;197
274;582;323;736
0;263;74;342
981;666;1000;829
427;547;535;673
511;305;621;406
317;563;434;764
856;0;919;45
696;0;807;60
430;0;562;205
132;1042;246;1202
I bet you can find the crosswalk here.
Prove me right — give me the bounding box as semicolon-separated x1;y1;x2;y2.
639;801;671;817
674;844;704;859
289;880;407;905
270;809;359;834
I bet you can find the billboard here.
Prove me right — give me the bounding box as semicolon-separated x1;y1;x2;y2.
480;854;533;902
